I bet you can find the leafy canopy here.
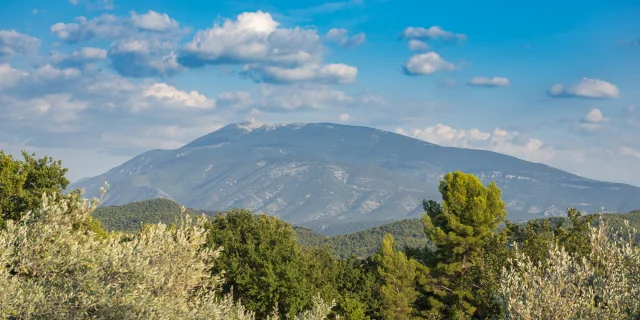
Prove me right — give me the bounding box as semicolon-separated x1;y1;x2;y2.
0;150;73;228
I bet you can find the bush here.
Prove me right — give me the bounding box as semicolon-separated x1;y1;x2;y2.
0;191;254;319
499;217;640;319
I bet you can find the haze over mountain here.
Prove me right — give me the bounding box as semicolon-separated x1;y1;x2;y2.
71;122;640;234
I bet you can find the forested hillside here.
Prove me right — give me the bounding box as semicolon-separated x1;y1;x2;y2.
90;197;640;259
2;151;639;319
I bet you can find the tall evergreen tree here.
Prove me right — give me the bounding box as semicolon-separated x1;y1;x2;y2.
374;233;418;320
420;171;507;319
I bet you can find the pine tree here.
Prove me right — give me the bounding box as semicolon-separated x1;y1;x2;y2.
374;233;418;320
420;171;507;319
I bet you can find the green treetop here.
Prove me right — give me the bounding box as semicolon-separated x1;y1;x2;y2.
374;233;418;320
0;150;75;228
420;171;507;319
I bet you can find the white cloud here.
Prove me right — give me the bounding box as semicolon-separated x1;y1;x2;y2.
180;11;356;84
50;15;129;42
130;10;180;32
548;78;619;99
467;76;510;87
408;39;429;52
403;52;456;75
243;63;357;84
51;11;183;43
582;108;609;123
139;83;215;110
573;108;609;133
0;63;28;89
401;26;466;42
180;11;320;66
398;124;557;163
340;113;350;121
0;30;41;59
51;12;185;78
325;28;366;48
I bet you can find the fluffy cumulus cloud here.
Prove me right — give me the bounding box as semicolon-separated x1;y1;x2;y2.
397;124;557;162
130;10;179;32
51;11;185;77
179;11;357;84
572;108;609;133
467;76;510;87
141;83;215;109
547;78;619;99
325;28;366;48
50;15;130;42
401;26;466;43
0;30;41;59
180;11;320;67
393;122;640;186
403;52;456;75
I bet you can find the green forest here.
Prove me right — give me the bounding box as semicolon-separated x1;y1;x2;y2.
1;150;639;319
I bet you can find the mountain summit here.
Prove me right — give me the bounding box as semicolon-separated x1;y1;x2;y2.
71;122;640;234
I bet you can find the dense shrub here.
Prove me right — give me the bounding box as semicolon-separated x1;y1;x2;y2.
499;218;640;319
0;191;334;319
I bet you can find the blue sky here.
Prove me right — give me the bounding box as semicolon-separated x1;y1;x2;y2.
1;0;639;185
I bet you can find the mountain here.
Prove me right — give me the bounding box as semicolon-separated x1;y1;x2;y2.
71;122;640;234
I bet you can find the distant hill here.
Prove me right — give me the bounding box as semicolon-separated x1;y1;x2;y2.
74;122;640;234
297;211;640;259
92;199;639;259
93;198;190;233
296;219;430;259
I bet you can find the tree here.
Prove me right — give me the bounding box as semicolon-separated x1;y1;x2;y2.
0;150;74;228
374;233;418;319
506;208;594;268
333;256;382;319
204;209;316;319
420;171;507;319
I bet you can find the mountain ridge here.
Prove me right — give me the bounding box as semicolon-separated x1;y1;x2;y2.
71;122;640;234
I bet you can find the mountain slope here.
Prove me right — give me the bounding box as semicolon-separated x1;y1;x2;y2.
72;122;640;234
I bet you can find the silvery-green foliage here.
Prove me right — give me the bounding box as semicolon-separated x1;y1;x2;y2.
0;190;334;320
290;294;337;320
0;191;255;320
499;217;640;320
